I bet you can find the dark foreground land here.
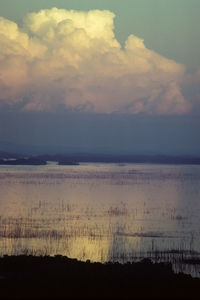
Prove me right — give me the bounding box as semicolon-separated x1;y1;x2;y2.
0;256;199;300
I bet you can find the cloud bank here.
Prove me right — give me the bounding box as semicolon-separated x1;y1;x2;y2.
0;8;192;114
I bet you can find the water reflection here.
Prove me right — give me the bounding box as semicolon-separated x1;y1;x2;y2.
0;164;200;277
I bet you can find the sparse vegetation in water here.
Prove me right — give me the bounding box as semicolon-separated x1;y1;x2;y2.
107;205;128;216
1;214;200;278
1;163;200;280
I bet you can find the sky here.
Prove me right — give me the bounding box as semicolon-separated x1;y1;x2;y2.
0;0;200;155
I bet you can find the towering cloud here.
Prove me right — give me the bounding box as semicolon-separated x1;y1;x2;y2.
0;8;191;114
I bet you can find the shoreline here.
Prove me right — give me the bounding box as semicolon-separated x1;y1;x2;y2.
2;153;200;166
0;255;199;299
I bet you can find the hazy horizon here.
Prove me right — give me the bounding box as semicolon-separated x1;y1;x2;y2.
0;112;200;156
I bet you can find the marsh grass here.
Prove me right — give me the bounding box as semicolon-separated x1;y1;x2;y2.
0;214;200;278
1;164;200;279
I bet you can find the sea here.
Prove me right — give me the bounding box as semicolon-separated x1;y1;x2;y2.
0;162;200;277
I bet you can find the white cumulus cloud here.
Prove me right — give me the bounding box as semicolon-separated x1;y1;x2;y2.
0;7;191;114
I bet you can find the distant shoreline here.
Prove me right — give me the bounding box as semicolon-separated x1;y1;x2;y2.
0;158;47;166
1;153;200;165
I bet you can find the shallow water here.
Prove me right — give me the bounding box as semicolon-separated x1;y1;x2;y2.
0;162;200;277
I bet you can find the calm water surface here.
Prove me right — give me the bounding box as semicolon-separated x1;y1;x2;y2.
0;163;200;276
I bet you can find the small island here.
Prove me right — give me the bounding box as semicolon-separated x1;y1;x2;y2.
58;160;79;166
0;158;47;165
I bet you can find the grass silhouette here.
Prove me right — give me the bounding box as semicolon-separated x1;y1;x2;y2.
0;255;199;299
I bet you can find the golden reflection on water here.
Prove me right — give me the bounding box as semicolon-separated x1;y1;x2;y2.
0;163;200;270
